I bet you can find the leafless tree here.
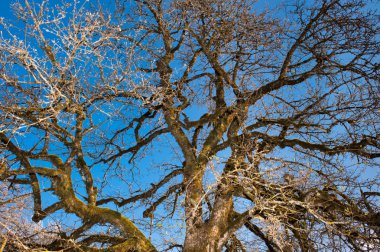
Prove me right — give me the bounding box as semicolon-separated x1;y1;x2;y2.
0;182;63;251
0;0;379;251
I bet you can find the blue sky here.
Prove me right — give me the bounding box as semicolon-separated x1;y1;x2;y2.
1;0;379;250
0;0;13;18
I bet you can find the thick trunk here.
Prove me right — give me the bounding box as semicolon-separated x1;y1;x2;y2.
183;228;210;252
183;189;233;252
182;172;219;252
183;230;221;252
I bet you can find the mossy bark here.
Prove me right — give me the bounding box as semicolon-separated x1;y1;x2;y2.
53;172;157;252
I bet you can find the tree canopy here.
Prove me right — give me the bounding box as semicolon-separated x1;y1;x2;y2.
0;0;379;251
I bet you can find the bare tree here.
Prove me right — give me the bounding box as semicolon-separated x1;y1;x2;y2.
0;0;379;251
0;182;63;251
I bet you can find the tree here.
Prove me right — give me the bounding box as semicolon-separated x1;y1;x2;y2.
0;0;379;251
0;182;61;251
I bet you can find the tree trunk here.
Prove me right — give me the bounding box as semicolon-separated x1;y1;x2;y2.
183;228;213;252
183;229;228;252
183;189;233;252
